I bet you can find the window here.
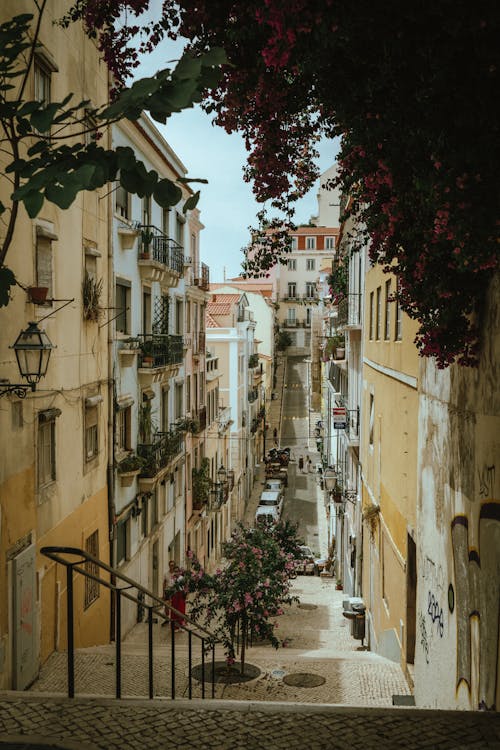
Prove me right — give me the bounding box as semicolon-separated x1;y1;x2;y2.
117;406;131;452
116;519;128;564
288;258;297;270
142;289;151;335
395;279;402;341
84;530;100;609
287;282;296;299
176;299;183;335
306;282;315;298
369;291;374;340
175;213;184;247
287;307;296;325
376;286;382;340
191;233;196;260
306;236;316;249
384;280;391;340
290;237;298;250
306;259;315;271
325;236;336;250
115;280;130;334
186;301;191;333
38;415;56;487
151;489;159;528
161;388;169;433
186;375;191;413
141;496;149;537
306;307;312;325
162;207;170;237
36;235;53;300
85;405;98;461
115;184;129;219
142;195;151;227
369;393;374;448
175;383;183;419
34;60;51;107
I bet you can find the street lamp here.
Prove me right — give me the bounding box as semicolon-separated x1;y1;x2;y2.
0;322;55;398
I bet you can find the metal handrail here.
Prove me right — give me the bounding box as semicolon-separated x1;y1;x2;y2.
40;545;218;701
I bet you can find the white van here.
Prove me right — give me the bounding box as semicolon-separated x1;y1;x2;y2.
259;489;283;516
255;505;280;525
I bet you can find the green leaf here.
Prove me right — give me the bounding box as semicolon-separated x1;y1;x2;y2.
0;201;5;216
0;265;16;307
120;168;143;196
18;101;41;117
178;177;209;185
174;53;202;80
154;179;183;207
183;190;200;213
30;103;59;133
22;190;44;218
200;47;228;67
45;182;78;209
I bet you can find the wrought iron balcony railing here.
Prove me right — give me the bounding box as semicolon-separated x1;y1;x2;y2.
194;262;210;291
138;334;183;368
139;225;184;274
137;430;183;477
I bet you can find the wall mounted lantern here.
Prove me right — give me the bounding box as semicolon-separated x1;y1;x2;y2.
0;322;55;398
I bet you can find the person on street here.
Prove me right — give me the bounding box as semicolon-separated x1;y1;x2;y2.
170;565;186;630
298;455;304;473
162;560;176;626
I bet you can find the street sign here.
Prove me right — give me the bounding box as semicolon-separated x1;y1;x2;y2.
334;421;347;429
332;406;346;419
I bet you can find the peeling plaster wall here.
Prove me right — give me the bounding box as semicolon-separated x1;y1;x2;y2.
415;273;500;710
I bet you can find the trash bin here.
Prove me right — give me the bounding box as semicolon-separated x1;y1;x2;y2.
351;602;366;642
342;597;366;644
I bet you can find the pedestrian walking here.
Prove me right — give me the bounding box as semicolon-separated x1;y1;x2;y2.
298;455;304;473
307;458;312;473
170;565;186;630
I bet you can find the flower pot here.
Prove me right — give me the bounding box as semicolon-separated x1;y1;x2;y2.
28;286;49;304
119;469;140;487
141;356;153;368
335;347;345;359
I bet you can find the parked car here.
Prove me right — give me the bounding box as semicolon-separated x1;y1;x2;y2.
259;489;283;516
265;479;284;493
295;545;315;575
255;505;280;526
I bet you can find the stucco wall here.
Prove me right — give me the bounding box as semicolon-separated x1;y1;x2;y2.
414;273;500;710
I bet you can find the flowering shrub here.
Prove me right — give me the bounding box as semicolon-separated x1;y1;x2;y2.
64;1;499;366
167;521;302;672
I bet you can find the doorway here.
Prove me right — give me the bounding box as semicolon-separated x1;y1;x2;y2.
406;533;417;664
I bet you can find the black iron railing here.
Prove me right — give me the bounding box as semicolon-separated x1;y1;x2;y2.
138;334;183;368
139;225;184;274
40;546;218;700
137;430;183;477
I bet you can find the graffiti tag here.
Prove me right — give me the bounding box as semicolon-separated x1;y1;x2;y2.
419;613;430;664
427;591;444;637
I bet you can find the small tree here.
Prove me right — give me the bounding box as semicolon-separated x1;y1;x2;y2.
276;330;292;351
169;522;301;674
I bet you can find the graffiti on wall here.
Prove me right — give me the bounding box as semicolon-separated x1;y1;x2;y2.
451;502;500;711
427;591;444;637
419;613;430;664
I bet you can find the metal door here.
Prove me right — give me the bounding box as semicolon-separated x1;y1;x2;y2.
12;544;37;689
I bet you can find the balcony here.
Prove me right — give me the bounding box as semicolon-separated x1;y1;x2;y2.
281;295;298;302
138;225;184;286
196;406;207;432
335;293;363;329
137;430;184;483
285;319;297;328
193;262;210;291
217;405;232;433
137;334;183;378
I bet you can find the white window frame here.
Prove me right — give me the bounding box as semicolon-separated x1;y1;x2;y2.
38;418;56;488
325;236;336;250
306;258;315;271
306;236;316;250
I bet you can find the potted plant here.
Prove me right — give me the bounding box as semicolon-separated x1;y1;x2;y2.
82;271;103;322
140;339;155;367
139;229;154;259
27;286;49;304
117;453;143;486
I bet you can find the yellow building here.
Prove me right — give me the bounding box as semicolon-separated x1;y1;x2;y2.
361;262;419;681
0;1;110;688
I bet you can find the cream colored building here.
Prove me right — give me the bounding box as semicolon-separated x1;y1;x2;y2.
361;262;419;679
0;1;110;688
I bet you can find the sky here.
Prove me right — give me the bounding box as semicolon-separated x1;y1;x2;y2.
133;34;339;284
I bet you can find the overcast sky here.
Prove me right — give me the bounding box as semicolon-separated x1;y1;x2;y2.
134;39;339;282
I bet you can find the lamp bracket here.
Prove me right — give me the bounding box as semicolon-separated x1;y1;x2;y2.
0;381;34;399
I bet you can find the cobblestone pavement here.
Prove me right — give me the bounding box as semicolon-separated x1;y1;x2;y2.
1;693;499;750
